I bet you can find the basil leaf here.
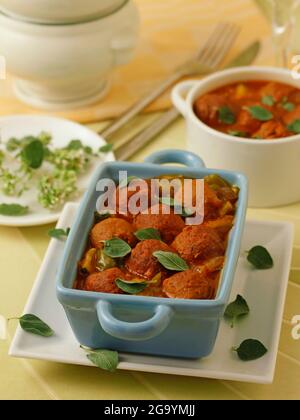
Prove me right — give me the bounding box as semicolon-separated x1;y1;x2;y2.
228;130;247;138
218;106;236;125
86;349;119;372
282;102;295;112
116;278;148;294
99;144;114;154
104;238;132;258
233;339;268;361
21;140;44;169
135;228;162;241
0;203;29;216
19;314;54;337
247;246;274;270
287;119;300;134
262;95;275;106
246;106;273;121
48;228;70;240
153;251;189;272
224;295;250;328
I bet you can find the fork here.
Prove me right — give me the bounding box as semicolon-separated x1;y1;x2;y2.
114;23;241;161
100;22;240;142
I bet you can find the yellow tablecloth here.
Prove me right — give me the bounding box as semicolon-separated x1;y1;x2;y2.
1;0;300;401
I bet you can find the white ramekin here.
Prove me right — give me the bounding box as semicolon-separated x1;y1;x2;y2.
0;0;139;110
172;66;300;208
0;0;126;24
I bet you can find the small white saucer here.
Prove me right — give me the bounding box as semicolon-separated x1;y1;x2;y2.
9;203;294;384
0;115;114;227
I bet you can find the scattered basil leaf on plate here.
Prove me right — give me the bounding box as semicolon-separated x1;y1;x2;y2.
99;144;114;154
287;119;300;134
85;349;119;372
224;295;250;328
246;106;273;121
218;106;236;125
233;339;268;361
104;238;132;258
135;228;162;241
228;130;247;138
282;102;295;112
116;278;148;294
0;203;29;216
21;139;44;169
19;314;54;337
153;251;189;272
261;95;275;106
247;246;274;270
48;228;70;240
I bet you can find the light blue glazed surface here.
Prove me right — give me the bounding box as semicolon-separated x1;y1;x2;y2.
56;149;248;359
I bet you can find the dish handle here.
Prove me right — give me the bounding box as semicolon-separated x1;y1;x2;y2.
144;149;205;169
172;80;198;117
96;301;173;341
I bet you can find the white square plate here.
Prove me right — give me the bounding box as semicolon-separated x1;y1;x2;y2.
9;203;294;384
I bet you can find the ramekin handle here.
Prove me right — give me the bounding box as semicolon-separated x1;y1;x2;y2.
97;301;173;341
171;80;198;117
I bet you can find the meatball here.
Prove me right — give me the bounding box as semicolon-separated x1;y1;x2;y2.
84;268;124;294
134;204;185;244
125;239;173;280
172;225;224;264
163;269;213;299
90;218;136;248
194;93;230;126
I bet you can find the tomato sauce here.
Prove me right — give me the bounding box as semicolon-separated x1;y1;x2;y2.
194;80;300;139
74;175;239;300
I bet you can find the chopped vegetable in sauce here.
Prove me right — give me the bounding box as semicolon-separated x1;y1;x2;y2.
194;80;300;139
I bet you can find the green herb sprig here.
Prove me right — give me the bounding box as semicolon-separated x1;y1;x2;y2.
104;238;132;258
48;228;71;240
153;251;189;272
81;347;119;372
247;246;274;270
224;295;250;328
233;339;268;361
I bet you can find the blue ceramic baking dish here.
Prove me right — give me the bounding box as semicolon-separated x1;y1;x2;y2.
56;149;248;359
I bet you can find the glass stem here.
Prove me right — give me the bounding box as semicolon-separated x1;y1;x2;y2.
271;0;296;68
